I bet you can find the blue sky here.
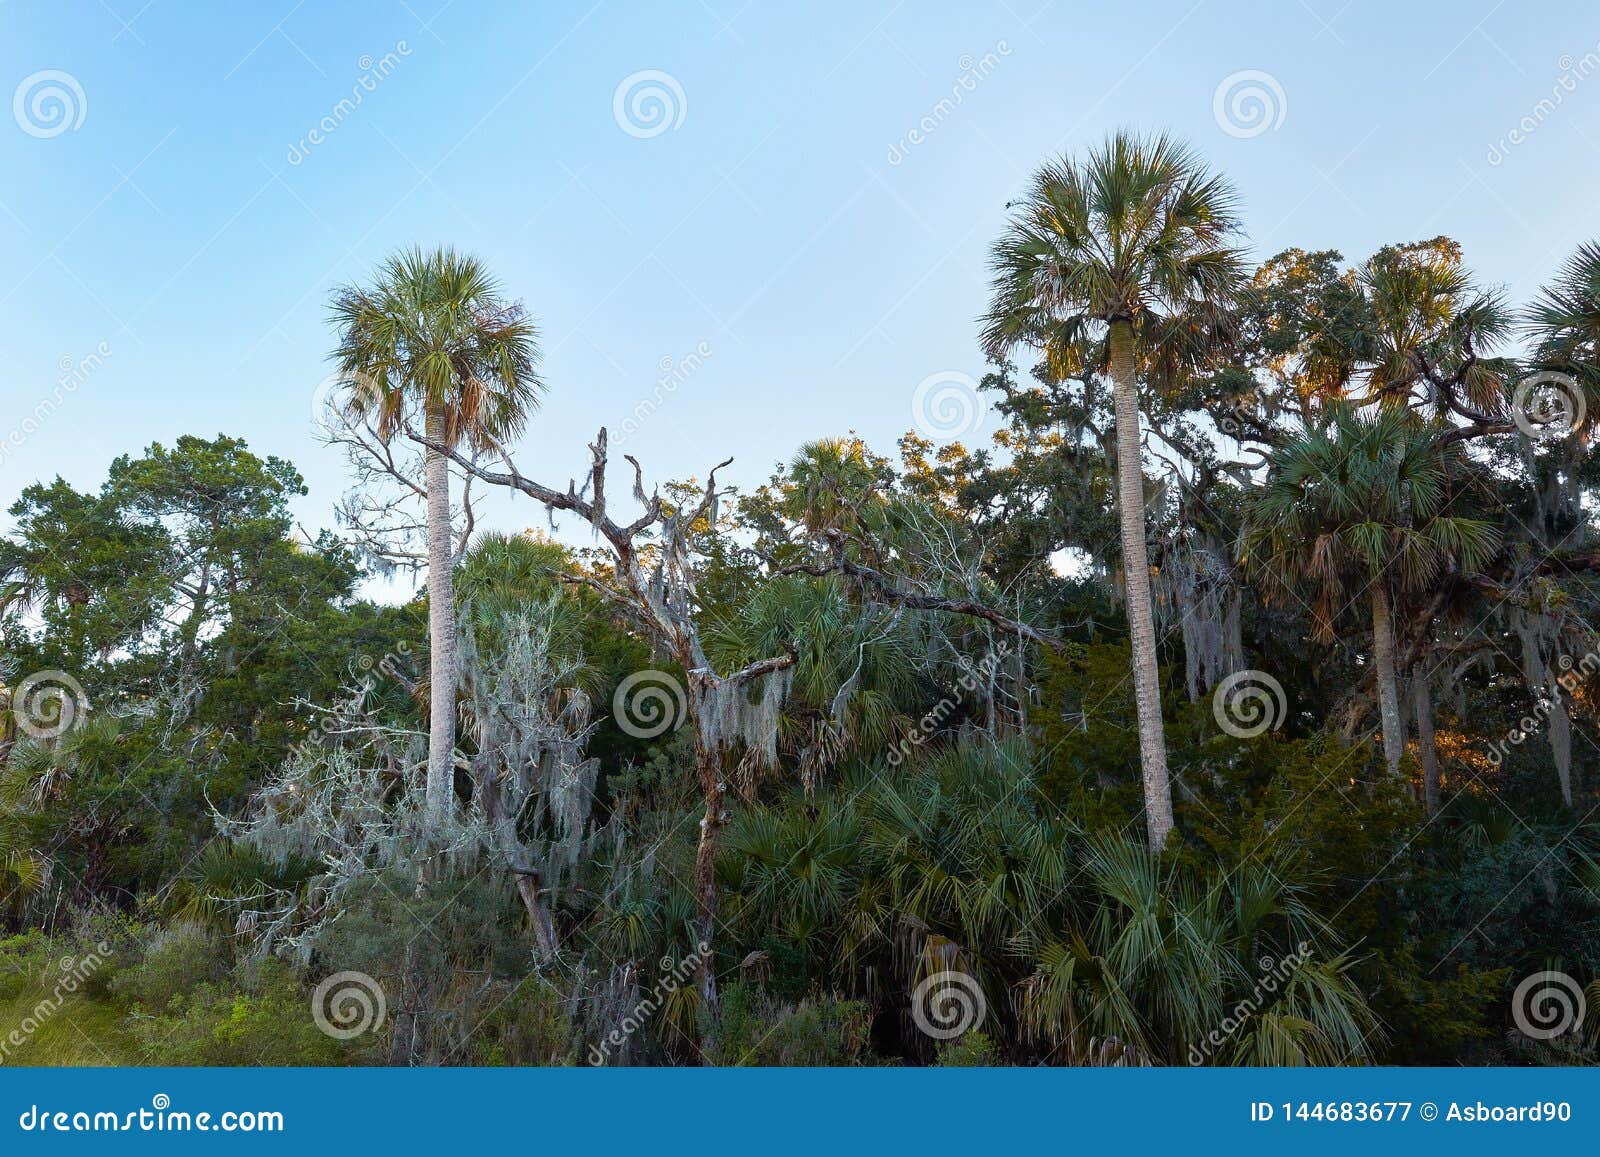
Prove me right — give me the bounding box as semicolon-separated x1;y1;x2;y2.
4;0;1600;569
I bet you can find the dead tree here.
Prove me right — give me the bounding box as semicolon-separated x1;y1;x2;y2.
408;425;797;1018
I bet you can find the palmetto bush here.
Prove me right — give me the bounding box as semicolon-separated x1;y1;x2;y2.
717;740;1381;1065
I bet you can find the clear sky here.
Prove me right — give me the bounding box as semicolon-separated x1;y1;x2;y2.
5;0;1600;571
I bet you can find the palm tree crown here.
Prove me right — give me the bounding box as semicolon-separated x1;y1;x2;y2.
980;130;1245;365
1245;404;1500;638
328;245;543;447
1524;242;1600;430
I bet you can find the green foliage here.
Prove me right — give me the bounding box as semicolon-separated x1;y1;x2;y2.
934;1031;1002;1066
718;740;1379;1066
0;928;134;1066
1030;642;1152;829
705;985;872;1066
109;922;231;1013
463;979;576;1066
127;957;357;1066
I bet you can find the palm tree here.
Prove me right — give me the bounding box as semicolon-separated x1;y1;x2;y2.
783;437;883;536
719;741;1380;1065
981;132;1245;851
329;247;542;825
1523;241;1600;546
1520;241;1600;389
1244;404;1499;775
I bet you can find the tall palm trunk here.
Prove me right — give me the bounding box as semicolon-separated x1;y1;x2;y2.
1370;583;1404;775
1109;319;1173;852
424;401;457;826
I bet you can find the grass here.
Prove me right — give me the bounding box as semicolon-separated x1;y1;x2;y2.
0;933;138;1066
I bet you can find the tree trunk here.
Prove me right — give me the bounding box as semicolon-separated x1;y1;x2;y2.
424;401;457;827
1109;318;1173;852
478;752;560;960
688;665;726;1054
513;873;559;959
691;723;723;1035
179;555;210;671
1412;665;1439;815
387;934;437;1066
1370;583;1404;775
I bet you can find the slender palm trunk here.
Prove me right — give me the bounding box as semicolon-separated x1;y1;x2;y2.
394;405;456;1067
1109;319;1173;852
1412;665;1439;814
424;401;457;827
1370;583;1404;775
